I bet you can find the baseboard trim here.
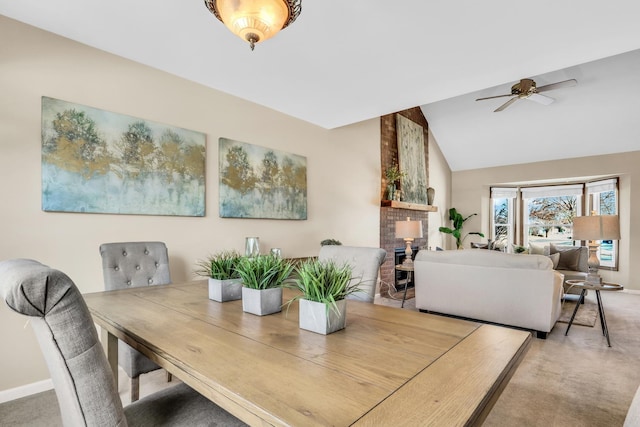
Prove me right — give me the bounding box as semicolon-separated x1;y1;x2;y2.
0;379;54;404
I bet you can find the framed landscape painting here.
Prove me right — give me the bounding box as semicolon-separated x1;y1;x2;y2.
219;138;307;219
41;97;206;216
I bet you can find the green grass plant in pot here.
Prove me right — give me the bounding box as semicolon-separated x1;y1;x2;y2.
195;250;244;302
439;207;485;249
385;164;406;201
287;259;359;335
236;254;294;316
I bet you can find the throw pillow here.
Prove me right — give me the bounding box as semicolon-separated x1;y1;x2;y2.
548;252;560;269
550;244;581;271
529;242;550;256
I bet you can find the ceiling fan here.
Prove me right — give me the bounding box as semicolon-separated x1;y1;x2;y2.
476;78;578;112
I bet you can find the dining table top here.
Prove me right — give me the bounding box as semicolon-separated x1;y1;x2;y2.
84;280;531;426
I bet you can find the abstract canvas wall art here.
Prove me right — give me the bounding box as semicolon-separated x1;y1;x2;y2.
396;114;427;204
219;138;307;219
41;97;206;216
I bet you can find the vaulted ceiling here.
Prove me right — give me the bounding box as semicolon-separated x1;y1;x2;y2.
2;0;640;170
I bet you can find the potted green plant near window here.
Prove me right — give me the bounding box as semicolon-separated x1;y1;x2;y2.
439;207;485;249
236;254;294;316
286;259;359;335
194;250;243;302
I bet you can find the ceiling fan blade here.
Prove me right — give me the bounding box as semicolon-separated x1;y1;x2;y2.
528;93;555;105
536;79;577;92
476;94;513;101
494;97;519;112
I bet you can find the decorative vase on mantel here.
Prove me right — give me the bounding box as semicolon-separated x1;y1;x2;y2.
427;187;435;205
387;183;396;201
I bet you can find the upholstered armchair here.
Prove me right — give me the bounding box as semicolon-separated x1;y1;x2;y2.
99;241;172;402
530;243;589;298
0;258;245;426
318;245;386;303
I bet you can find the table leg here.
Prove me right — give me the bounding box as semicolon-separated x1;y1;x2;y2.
565;289;586;336
401;271;411;308
595;290;612;347
101;327;119;387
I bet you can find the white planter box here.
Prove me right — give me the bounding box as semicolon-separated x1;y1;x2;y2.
208;278;243;302
242;287;282;316
299;298;347;335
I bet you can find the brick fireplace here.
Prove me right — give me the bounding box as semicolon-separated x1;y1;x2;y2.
379;107;430;297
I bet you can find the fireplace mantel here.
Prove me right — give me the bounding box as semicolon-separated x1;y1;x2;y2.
381;200;438;212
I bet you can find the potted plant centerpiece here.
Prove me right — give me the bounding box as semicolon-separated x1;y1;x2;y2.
195;250;243;302
287;259;358;335
385;164;406;201
439;207;485;249
236;254;294;316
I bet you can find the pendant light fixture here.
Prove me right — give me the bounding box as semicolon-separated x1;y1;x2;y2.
204;0;302;51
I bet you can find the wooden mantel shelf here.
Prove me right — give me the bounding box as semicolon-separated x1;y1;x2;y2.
381;200;438;212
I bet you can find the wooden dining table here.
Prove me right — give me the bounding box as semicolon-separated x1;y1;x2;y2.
84;280;531;426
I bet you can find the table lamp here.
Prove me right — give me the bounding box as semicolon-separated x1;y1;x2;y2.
572;214;620;284
395;217;423;265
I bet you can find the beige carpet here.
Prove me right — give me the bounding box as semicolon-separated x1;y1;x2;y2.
557;300;598;327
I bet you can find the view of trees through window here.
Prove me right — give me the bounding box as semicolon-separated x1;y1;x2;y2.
595;191;616;214
526;195;579;247
492;198;510;247
592;189;617;267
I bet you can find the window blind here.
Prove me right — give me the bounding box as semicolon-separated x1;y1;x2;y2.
490;187;518;199
520;184;583;199
586;178;617;194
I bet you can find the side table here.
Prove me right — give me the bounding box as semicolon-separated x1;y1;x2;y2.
395;264;414;308
564;279;624;347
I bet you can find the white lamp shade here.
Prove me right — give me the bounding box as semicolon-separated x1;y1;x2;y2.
573;215;620;241
395;220;423;239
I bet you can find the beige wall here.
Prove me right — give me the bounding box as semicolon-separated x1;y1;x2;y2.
0;17;382;392
451;152;639;289
427;129;451;249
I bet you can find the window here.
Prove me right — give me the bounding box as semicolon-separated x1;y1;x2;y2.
586;178;619;270
521;185;583;248
490;187;516;250
488;178;619;271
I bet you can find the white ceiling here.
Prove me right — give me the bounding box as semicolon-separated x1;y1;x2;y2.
2;0;640;171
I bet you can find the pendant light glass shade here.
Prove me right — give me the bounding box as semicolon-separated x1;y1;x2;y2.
205;0;301;50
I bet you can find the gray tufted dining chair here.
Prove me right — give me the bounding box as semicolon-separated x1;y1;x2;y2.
0;258;245;427
99;241;172;402
318;245;387;303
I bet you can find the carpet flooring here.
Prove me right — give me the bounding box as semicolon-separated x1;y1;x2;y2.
557;300;598;327
2;291;639;426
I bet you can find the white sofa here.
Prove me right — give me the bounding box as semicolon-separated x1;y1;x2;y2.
413;249;564;338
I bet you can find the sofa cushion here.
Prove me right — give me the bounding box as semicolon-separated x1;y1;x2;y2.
529;242;550;256
550;244;588;272
548;252;560;269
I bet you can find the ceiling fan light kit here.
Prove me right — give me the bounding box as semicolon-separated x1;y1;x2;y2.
204;0;302;51
476;78;577;112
